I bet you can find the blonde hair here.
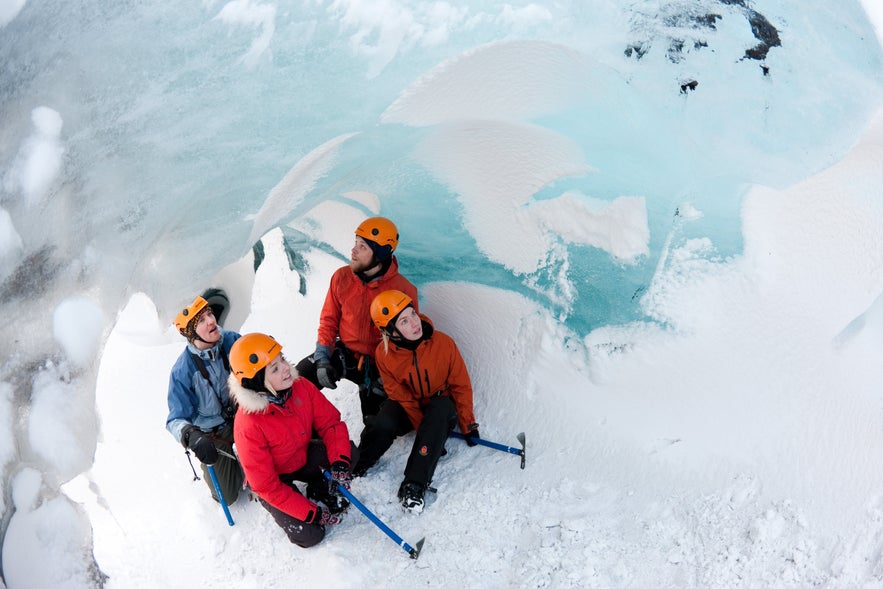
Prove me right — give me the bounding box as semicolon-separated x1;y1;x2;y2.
260;360;299;397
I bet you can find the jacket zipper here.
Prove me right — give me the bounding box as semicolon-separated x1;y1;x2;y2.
408;345;433;403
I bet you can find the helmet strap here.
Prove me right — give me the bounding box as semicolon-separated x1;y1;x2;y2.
356;257;389;284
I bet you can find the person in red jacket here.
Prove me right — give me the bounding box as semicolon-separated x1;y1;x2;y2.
296;216;419;423
228;333;358;548
352;290;480;513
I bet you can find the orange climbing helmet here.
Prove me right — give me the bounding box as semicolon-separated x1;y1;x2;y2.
355;216;399;260
229;333;282;383
174;296;209;337
370;289;413;330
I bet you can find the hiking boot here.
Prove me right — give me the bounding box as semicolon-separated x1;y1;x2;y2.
398;480;425;514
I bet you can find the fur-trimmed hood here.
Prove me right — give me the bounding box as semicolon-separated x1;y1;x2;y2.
227;363;300;415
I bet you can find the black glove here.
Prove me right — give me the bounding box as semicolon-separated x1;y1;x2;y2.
316;361;338;390
329;460;352;490
221;403;236;423
311;505;341;526
221;401;237;423
182;425;218;465
464;425;480;447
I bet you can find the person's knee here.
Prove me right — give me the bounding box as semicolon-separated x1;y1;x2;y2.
286;522;326;548
423;398;455;427
370;412;401;437
222;486;240;505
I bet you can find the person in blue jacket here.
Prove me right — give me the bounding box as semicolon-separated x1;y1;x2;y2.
166;294;244;505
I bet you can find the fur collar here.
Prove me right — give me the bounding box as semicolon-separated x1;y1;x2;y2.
227;363;299;415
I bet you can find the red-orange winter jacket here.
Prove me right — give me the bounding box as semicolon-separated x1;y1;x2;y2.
374;315;477;434
229;373;351;522
317;256;418;359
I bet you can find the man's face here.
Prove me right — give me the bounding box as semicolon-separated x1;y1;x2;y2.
349;236;376;273
192;309;220;348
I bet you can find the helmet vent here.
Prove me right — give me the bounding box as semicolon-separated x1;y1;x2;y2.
249;353;259;364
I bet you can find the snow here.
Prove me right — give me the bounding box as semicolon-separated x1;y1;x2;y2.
213;0;277;69
248;132;360;247
53;297;106;369
28;365;97;482
37;111;883;586
4;469;100;589
381;40;596;126
0;207;23;282
2;1;883;588
2;106;64;207
0;0;25;28
863;0;883;46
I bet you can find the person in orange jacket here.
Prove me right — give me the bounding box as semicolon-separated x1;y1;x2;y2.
296;216;418;423
352;290;480;513
228;333;357;548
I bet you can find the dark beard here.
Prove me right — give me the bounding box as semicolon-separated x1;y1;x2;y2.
349;257;376;273
353;257;392;283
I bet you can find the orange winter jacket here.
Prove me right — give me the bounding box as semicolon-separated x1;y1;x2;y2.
317;256;418;359
374;315;477;434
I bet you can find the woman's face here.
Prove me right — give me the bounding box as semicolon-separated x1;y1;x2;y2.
265;353;293;391
394;306;422;341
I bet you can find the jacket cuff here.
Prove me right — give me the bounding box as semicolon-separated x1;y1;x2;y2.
314;343;332;364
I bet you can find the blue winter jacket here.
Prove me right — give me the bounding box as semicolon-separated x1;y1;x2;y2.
166;330;241;443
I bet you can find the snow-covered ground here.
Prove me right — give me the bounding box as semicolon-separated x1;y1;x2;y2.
3;2;883;588
40;107;883;587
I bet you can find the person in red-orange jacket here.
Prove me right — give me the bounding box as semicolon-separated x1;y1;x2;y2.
296;216;418;423
352;290;480;514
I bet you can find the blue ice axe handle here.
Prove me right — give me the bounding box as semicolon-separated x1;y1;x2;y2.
207;464;235;526
322;470;424;559
449;431;527;469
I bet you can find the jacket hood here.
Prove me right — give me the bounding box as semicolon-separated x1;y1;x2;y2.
227;363;299;414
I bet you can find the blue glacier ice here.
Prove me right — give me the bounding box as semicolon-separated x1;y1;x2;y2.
0;0;882;586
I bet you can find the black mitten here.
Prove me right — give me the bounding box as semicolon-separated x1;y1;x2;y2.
464;425;481;447
182;425;218;465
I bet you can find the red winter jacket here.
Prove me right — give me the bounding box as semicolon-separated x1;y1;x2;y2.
374;315;477;434
317;256;418;359
229;371;351;521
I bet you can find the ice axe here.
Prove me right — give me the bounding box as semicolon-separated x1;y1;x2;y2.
207;464;235;526
449;431;527;469
322;469;424;559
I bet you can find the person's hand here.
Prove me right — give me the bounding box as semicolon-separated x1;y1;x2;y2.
182;425;218;465
329;460;352;490
222;401;237;423
464;424;481;447
316;361;338;390
312;505;341;526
